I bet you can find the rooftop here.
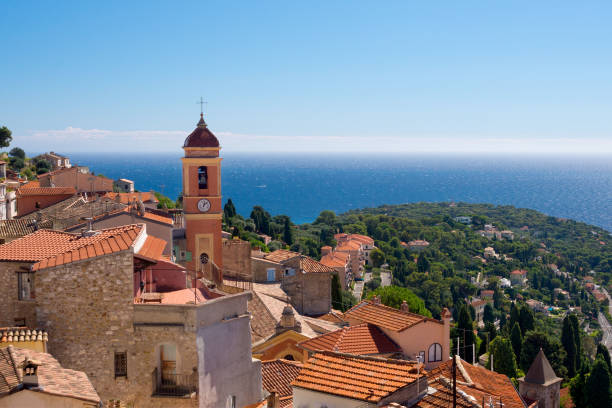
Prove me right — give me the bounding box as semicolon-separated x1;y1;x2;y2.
264;250;335;274
0;218;53;239
183;114;220;148
344;300;440;332
291;352;424;403
0;224;155;271
0;328;48;344
0;346;100;403
262;359;303;398
297;323;401;355
103;191;159;205
521;349;562;386
15;187;76;197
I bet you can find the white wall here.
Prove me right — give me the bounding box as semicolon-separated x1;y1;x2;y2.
196;292;262;408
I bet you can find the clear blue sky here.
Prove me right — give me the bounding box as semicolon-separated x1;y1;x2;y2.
2;1;612;154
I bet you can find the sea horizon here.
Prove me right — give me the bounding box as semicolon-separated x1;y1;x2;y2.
61;152;612;232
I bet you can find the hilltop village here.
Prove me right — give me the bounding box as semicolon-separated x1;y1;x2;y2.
0;117;610;408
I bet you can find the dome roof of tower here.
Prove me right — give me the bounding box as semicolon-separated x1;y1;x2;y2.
183;114;220;148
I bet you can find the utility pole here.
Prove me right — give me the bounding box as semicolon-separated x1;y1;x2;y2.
452;354;457;408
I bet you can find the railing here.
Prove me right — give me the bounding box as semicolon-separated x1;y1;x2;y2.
152;367;197;397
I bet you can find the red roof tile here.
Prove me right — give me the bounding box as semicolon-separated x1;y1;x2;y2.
183;114;220;148
262;359;303;398
344;300;440;332
298;324;401;355
291;352;424;403
0;224;144;270
135;235;167;262
103;192;159;205
16;187;76;196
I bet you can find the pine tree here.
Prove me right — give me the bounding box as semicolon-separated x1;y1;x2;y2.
457;304;475;363
569;314;582;370
489;336;518;378
331;274;342;310
562;315;578;377
417;253;430;273
224;198;237;219
519;305;534;335
570;365;589;408
596;343;612;373
586;358;612;408
283;217;293;245
510;303;520;330
483;303;495;324
510;322;523;362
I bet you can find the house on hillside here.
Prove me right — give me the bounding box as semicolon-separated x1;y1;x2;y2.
343;297;451;369
38;151;71;170
320;245;352;290
38;166;113;194
114;178;134;193
510;269;528;287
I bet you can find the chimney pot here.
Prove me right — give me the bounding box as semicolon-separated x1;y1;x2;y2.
401;300;409;313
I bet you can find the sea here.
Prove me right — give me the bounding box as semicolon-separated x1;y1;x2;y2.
69;153;612;232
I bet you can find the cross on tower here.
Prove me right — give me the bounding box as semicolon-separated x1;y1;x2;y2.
197;97;207;115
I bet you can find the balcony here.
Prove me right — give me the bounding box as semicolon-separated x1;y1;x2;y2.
152;367;197;397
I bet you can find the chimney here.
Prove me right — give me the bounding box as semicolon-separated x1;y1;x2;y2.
266;390;279;408
81;217;99;237
22;358;41;388
372;295;380;304
276;304;301;334
401;300;410;313
321;246;332;256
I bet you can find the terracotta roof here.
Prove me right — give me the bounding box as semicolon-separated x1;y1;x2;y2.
426;356;526;408
344;300;439;332
135;235;167;262
408;240;430;246
336;240;362;251
183;114;220;148
0;218;53;238
103;192;159;204
298;323;401;355
154;287;223;305
264;250;334;274
319;254;346;268
20;180;40;189
511;269;527;275
262;359;303;398
313;310;346;324
348;234;375;245
248;292;278;343
67;207;173;230
264;250;301;263
16;187;76;196
291;352;424;403
0;346;100;403
0;328;48;344
0;224;144;270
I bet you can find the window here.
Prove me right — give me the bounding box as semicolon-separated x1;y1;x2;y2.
428;343;442;362
114;352;127;378
17;272;34;300
284;268;295;277
419;351;425;363
198;166;208;189
14;318;26;327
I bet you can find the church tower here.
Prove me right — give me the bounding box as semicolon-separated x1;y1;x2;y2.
181;112;223;281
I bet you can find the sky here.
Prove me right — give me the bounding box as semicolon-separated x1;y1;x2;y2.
1;1;612;154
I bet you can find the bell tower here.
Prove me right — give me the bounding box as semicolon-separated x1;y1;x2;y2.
181;111;223;281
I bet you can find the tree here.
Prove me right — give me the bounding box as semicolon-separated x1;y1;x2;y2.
585;358;612;408
510;303;520;331
331;273;342;310
520;331;567;379
562;315;578;378
483;303;495;324
518;306;534;335
250;206;271;235
366;286;431;317
570;365;589;408
9;156;24;171
596;343;612;373
510;322;523;362
314;210;337;226
569;314;582;371
224;198;237;220
0;126;12;149
416;253;430;273
9;147;25;159
457;304;475;363
489;336;518;378
370;248;385;268
283;217;293;245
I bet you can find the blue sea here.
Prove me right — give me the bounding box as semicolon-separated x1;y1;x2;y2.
69;153;612;232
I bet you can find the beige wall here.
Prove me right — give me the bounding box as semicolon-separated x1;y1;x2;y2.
251;257;283;282
222;239;251;278
0;261;37;328
281;260;331;316
293;387;376;408
0;389;98;408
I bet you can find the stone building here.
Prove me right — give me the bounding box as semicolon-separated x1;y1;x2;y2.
519;349;562;408
38;166;113;193
37;151;71;170
0;224;261;407
114;178;135;193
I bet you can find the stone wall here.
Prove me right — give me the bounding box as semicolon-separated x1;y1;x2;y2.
252;257;283;282
0;261;38;328
222;239;252;278
281;260;331;316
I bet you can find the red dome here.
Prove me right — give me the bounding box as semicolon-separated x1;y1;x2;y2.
183;114;220;148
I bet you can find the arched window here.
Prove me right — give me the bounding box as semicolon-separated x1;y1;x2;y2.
428;343;442;362
283;354;295;361
198;166;208;189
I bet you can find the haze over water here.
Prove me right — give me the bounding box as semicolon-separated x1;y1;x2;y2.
70;153;612;232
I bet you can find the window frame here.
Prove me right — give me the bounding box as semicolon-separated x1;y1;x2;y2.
198;166;208;189
428;343;442;362
114;351;128;378
17;272;35;300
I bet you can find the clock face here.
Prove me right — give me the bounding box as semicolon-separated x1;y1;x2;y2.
197;198;211;213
